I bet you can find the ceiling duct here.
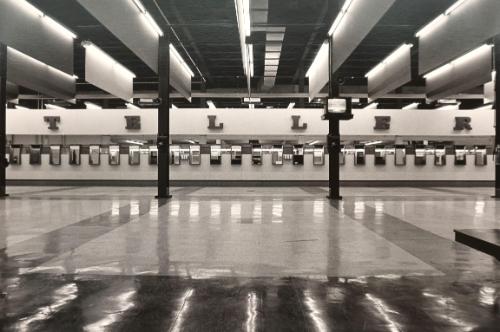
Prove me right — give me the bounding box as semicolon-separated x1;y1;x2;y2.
251;0;285;91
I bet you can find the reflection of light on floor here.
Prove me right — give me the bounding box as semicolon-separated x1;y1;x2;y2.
253;200;262;224
479;286;496;306
211;200;221;218
303;290;328;332
365;293;401;332
375;201;384;214
313;200;324;219
111;200;120;216
170;289;195;332
189;201;199;218
272;199;283;223
422;291;477;330
130;200;140;216
84;288;136;331
170;201;180;217
149;199;158;216
18;283;78;332
354;201;365;219
231;202;242;222
246;292;258;332
474;201;485;217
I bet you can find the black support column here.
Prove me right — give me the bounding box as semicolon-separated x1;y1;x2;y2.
494;37;500;198
0;43;8;198
156;34;172;199
327;37;342;200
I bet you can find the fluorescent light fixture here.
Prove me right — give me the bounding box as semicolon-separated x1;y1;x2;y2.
248;44;254;77
415;14;446;38
436;103;460;110
7;46;76;82
424;44;493;80
16;0;43;17
82;41;136;79
169;44;195;77
445;0;468;15
84;101;102;109
235;0;251;37
402;102;420;110
43;15;77;39
416;0;470;38
438;99;457;104
125;140;145;146
473;104;493;111
132;0;146;13
328;0;354;36
207;100;216;109
234;0;253;80
130;0;163;37
306;42;329;78
126;103;140;110
363;102;379;109
287;102;296;109
145;12;163;36
365;44;413;78
15;105;31;110
365;141;383;146
15;1;77;39
45;104;66;110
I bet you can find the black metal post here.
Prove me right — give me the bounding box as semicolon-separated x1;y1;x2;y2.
494;38;500;198
327;37;342;200
156;34;172;199
0;43;8;198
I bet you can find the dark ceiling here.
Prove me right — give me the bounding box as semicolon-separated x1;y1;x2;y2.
21;0;469;109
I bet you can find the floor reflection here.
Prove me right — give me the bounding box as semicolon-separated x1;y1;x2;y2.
0;186;499;331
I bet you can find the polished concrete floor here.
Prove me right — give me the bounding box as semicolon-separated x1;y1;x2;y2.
0;186;499;331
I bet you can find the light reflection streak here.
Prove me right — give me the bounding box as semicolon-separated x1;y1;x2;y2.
130;200;140;216
313;200;324;219
478;286;496;306
111;200;120;216
474;201;485;216
18;283;78;332
149;199;159;216
231;202;242;222
84;288;136;331
170;289;194;332
303;290;328;332
272;199;283;223
211;200;221;218
422;291;477;330
246;292;258;332
170;201;180;217
365;293;401;332
354;201;365;219
253;200;262;224
189;201;199;218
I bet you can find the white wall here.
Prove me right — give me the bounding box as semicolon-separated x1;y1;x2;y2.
7;108;495;138
5;108;495;183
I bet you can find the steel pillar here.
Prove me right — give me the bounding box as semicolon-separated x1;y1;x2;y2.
494;38;500;198
327;37;342;200
156;34;172;199
0;44;8;198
